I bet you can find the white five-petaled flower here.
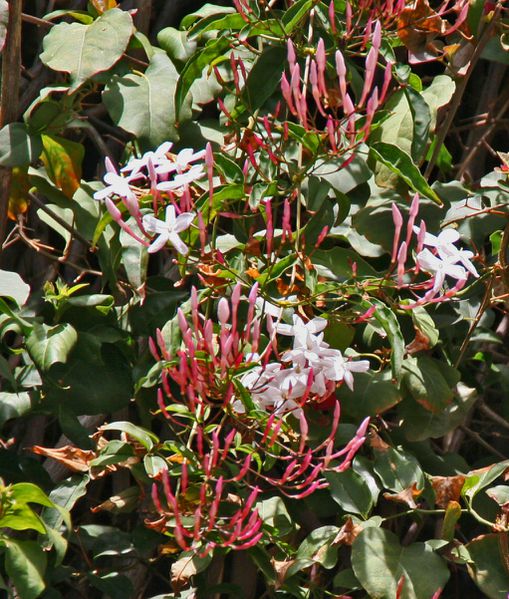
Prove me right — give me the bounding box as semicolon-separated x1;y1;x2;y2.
413;226;479;278
121;141;174;179
157;165;205;192
93;158;137;203
142;205;195;254
416;248;468;292
156;148;206;176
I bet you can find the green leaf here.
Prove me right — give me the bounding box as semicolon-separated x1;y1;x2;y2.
4;539;47;599
187;12;247;38
0;123;42;167
281;0;315;33
119;219;148;291
402;356;459;413
405;87;431;163
231;45;287;119
101;421;158;451
10;482;54;508
462;461;509;502
312;247;377;281
370;142;443;205
326;470;374;518
43;475;89;530
256;496;293;536
40;8;133;91
366;298;405;379
486;485;509;506
421;75;455;131
467;534;509;598
47;335;133;414
338;371;402;419
0;392;31;426
0;503;46;534
288;525;340;576
103;52;183;147
0;270;30;306
399;382;477;442
373;446;425;493
26;323;78;371
157;27;197;63
313;151;372;195
180;4;236;30
87;572;133;599
352;528;449;599
175;37;231;119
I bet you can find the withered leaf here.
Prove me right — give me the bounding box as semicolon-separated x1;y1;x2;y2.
431;475;466;508
384;483;423;509
31;444;95;472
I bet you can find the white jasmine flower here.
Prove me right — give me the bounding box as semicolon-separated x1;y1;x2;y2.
276;315;328;347
414;226;478;278
93;158;136;203
156;148;206;176
416;248;468;292
156;165;205;192
142;205;195;254
121;141;174;179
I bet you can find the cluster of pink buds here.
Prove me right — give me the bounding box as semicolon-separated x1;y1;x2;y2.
149;283;262;412
253;405;370;498
93;142;214;254
281;25;392;144
391;195;479;306
150;467;262;555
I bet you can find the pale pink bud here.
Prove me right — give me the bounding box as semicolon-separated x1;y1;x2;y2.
316;38;328;97
335;50;348;104
328;0;337;34
287;39;296;71
217;297;230;325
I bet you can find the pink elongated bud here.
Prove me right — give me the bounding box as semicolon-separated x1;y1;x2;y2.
315;225;329;248
181;461;188;493
281;72;297;116
335;50;348;105
290;62;301;105
362;17;373;50
205;142;214;205
380;60;393;104
310;61;326;117
372;20;382;52
405;193;420;246
264;198;274;257
363;87;379;138
230;53;240;92
233;0;250;22
345;1;352;34
328;0;337;34
391;203;403;263
343;92;355;117
230;454;252;482
326;116;338;152
316;38;328;97
416;220;426;256
284;479;324;499
360;45;379;107
217;297;230;325
105;198;148;246
397;241;408;286
177;308;189;335
353;305;376;323
287;38;296;71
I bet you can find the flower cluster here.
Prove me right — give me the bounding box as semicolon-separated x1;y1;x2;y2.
93;142;212;254
238;314;370;414
391;195;479;306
